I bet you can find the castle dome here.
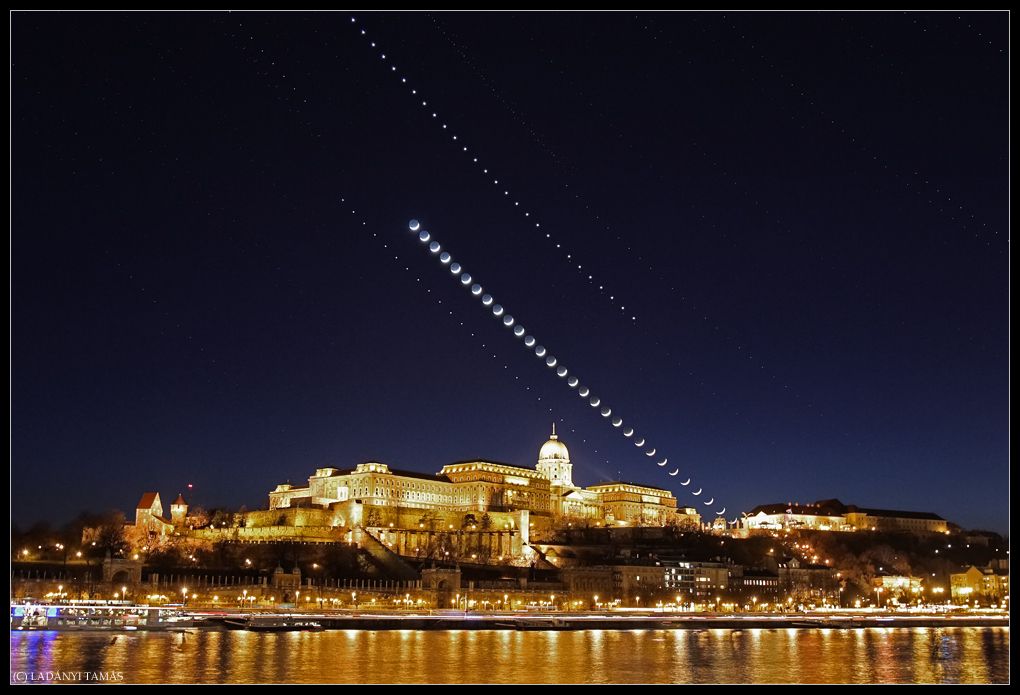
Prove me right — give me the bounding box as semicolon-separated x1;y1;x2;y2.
539;424;569;461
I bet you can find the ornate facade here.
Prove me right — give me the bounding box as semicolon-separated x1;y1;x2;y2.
268;427;682;527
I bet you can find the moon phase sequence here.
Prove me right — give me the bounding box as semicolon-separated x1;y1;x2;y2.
356;8;732;517
402;218;725;516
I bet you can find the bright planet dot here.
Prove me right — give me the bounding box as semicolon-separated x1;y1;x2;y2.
408;219;420;231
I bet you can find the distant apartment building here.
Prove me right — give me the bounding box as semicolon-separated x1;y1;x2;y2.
661;560;731;601
770;556;839;604
872;574;923;605
560;565;666;606
728;567;781;605
951;561;1009;606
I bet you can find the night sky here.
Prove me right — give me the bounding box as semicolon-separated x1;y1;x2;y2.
12;12;1008;531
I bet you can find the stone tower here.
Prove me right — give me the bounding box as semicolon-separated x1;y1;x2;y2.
170;493;189;525
536;423;572;487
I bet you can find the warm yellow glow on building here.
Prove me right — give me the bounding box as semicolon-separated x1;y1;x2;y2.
267;427;683;528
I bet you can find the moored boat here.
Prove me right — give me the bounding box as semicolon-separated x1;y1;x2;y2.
245;618;324;632
11;601;196;631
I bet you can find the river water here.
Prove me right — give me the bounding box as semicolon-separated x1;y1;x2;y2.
10;627;1009;684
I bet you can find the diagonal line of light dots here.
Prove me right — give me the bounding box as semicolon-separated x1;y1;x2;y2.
351;16;814;426
341;199;617;470
340;197;563;421
406;218;729;520
349;16;637;325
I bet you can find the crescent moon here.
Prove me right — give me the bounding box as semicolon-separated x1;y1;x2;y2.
730;518;738;524
645;448;656;457
657;458;668;467
692;488;702;495
681;478;691;486
634;438;645;447
623;428;634;437
716;508;726;516
668;468;679;476
704;497;714;505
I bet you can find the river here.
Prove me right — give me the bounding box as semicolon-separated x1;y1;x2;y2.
9;627;1009;684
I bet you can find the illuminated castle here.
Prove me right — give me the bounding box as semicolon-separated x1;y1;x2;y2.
268;426;696;528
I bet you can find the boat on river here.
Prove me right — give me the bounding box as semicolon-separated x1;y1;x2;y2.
11;601;199;631
224;616;324;632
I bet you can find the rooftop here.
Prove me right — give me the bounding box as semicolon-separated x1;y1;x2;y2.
136;492;159;510
587;480;672;494
748;499;944;521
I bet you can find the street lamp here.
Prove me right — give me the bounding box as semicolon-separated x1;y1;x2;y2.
121;585;128;602
182;587;189;606
874;587;883;609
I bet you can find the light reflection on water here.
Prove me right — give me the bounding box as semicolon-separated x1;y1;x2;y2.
9;627;1009;684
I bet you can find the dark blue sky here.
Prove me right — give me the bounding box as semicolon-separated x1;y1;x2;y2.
12;12;1008;531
